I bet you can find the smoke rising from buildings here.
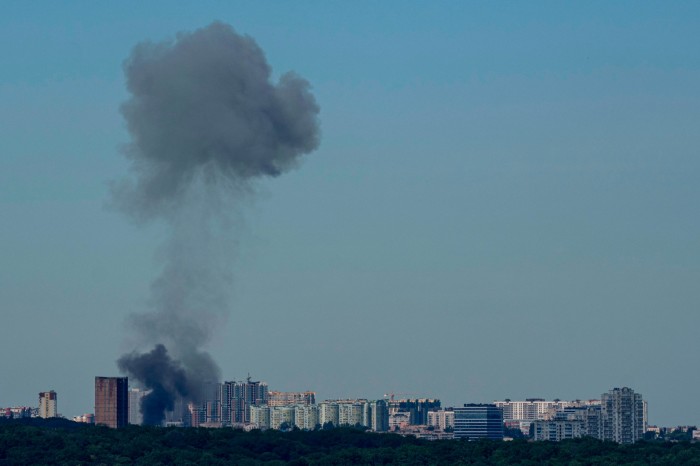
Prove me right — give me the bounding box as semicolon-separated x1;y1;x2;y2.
113;21;320;425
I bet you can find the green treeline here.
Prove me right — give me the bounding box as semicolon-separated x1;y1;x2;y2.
1;419;700;465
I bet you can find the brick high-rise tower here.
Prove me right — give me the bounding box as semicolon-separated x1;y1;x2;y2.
94;377;129;428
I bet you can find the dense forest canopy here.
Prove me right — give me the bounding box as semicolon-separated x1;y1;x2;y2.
1;419;699;465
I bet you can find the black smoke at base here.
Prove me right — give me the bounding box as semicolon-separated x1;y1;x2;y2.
117;345;190;426
113;21;320;425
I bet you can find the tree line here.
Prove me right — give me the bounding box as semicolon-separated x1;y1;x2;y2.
1;418;699;465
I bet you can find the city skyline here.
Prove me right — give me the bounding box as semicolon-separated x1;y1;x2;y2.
5;380;674;445
2;2;699;426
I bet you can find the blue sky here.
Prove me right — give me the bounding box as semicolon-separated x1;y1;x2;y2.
1;1;699;425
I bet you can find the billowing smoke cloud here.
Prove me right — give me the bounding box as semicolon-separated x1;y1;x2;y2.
114;21;320;425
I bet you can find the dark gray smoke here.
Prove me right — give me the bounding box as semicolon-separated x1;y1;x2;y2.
114;21;320;425
117;345;190;426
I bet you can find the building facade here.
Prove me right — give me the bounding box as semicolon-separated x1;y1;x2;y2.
219;378;268;425
427;409;455;431
294;405;320;430
94;377;129;428
128;388;147;425
369;400;389;432
338;402;365;427
601;387;645;444
268;391;316;407
270;406;295;430
38;391;57;418
532;405;603;441
387;399;441;425
319;402;340;427
249;405;271;429
453;404;504;440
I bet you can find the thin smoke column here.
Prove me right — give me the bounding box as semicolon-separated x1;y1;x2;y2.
114;22;320;425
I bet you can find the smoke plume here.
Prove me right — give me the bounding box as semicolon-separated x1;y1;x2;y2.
114;21;320;425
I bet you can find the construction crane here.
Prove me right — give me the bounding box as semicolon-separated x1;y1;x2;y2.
383;392;423;402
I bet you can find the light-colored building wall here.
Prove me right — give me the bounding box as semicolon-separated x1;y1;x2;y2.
39;391;57;418
389;411;411;431
270;406;295;430
319;402;339;427
427;409;454;430
601;387;645;444
128;388;147;425
268;391;316;407
249;405;271;429
338;403;365;427
294;405;320;430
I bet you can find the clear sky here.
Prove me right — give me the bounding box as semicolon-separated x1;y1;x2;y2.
1;1;698;426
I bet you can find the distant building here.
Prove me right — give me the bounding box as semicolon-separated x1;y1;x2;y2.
164;396;189;427
601;387;645;444
427;409;454;431
38;391;57;418
531;405;602;441
533;418;586;441
268;391;316;407
1;407;33;419
189;382;221;427
219;378;268;425
387;399;441;425
338;402;365;427
493;398;596;434
369;400;389;432
389;411;412;431
73;413;95;424
294;405;320;430
270;406;295;430
249;405;271;429
94;377;129;428
319;402;339;427
453;404;504;441
128;388;147;425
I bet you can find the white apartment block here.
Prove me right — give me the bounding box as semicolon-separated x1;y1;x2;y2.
338;403;365;427
319;402;340;427
294;405;320;430
427;409;454;430
270;406;295;430
249;405;271;429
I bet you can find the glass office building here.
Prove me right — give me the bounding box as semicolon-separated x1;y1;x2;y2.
453;403;503;440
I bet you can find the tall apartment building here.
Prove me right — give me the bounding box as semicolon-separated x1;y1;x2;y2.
268;391;316;407
128;388;147;425
427;409;455;431
453;404;504;440
369;400;389;432
601;387;645;444
387;399;441;425
94;377;129;428
188;382;221;427
294;405;320;430
38;391;57;418
319;402;339;427
338;402;365;427
249;405;271;429
270;406;295;430
219;378;268;425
